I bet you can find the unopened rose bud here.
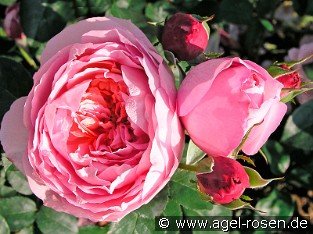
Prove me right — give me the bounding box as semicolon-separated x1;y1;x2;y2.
197;156;249;204
277;64;301;89
161;13;209;61
4;2;24;39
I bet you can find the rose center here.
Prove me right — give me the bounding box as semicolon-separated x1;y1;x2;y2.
68;77;136;152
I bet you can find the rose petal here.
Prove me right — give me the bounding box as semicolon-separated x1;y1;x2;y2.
242;101;287;155
0;97;28;173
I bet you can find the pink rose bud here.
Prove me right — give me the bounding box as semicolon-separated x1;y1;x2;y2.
276;64;301;89
178;57;287;157
161;13;209;61
287;36;313;103
197;156;249;204
3;2;23;39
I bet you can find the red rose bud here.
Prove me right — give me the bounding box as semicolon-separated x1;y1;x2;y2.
161;13;209;61
197;157;249;204
3;2;24;39
277;64;301;89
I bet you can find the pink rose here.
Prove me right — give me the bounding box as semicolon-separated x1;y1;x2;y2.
161;13;209;61
197;156;249;204
178;57;287;157
0;17;184;221
3;2;24;39
287;36;313;104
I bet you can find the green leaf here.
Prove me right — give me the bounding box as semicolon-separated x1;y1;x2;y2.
135;185;169;218
217;0;253;24
108;212;154;234
0;185;16;198
20;0;67;42
0;196;37;231
107;0;146;28
0;57;33;121
262;141;290;175
256;0;280;17
255;189;294;217
203;52;224;59
243;19;264;57
287;160;313;189
0;186;17;198
16;225;34;234
303;63;313;81
36;206;78;234
1;155;12;172
260;19;274;32
0;169;4;187
162;200;182;217
0;0;15;6
244;167;283;189
267;65;293;78
87;0;112;15
0;214;10;234
145;1;175;23
293;0;313;15
79;225;109;234
186;140;206;165
281;100;313;151
6;165;32;195
169;169;213;213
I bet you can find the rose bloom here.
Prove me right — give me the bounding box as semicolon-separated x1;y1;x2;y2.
178;57;287;157
3;2;24;39
161;13;208;61
287;35;313;104
197;156;249;204
0;17;184;221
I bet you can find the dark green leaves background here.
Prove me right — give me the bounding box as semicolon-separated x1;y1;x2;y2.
0;0;313;233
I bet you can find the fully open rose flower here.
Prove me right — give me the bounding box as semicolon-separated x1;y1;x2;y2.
197;156;249;204
178;57;287;157
0;17;184;221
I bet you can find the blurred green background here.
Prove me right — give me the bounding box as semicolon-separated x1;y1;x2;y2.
0;0;313;233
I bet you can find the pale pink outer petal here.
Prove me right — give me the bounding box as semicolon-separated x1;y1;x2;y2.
40;17;154;64
242;102;287;155
0;97;28;173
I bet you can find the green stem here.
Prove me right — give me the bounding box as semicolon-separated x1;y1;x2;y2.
178;163;198;172
18;46;38;69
